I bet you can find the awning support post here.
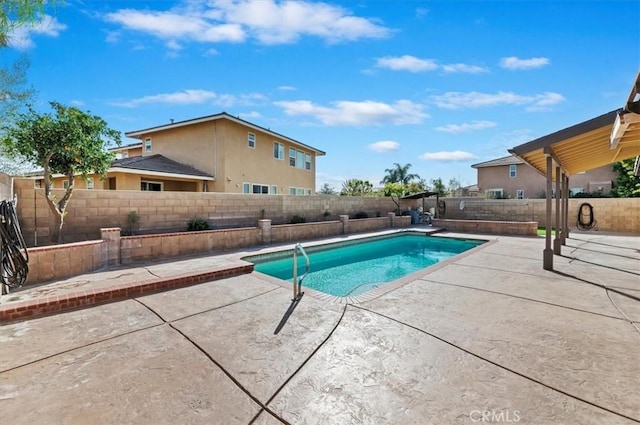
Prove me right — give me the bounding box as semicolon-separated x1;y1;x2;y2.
543;156;554;270
553;166;562;255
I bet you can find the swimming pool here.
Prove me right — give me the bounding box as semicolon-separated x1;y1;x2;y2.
244;233;484;297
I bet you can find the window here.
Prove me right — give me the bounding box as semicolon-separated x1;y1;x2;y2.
289;187;311;196
570;187;584;196
509;164;517;178
252;184;269;194
305;153;311;170
87;178;94;190
63;180;70;190
144;138;152;152
141;181;162;191
242;183;250;194
296;150;304;169
289;148;296;166
270;185;278;194
274;142;284;160
486;188;504;199
516;189;524;199
248;133;256;149
122;151;129;158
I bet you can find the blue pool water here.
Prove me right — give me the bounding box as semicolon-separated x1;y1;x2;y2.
246;233;484;297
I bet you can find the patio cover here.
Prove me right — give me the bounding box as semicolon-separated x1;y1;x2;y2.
506;72;639;271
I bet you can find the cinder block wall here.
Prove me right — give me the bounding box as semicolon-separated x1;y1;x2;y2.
12;179;398;246
401;197;640;233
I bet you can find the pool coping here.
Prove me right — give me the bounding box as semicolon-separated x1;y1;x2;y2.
245;231;496;304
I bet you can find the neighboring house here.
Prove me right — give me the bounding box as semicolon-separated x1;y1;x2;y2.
472;155;617;199
37;112;326;194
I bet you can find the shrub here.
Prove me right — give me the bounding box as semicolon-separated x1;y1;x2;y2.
187;217;210;231
353;211;368;219
290;215;306;224
127;210;140;235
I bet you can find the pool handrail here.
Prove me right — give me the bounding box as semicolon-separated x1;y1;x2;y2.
292;243;309;300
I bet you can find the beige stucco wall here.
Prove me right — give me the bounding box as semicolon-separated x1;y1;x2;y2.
476;163;617;198
127;117;318;194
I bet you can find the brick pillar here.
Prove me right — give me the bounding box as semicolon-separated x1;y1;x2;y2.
101;227;121;266
387;212;396;228
339;215;349;234
258;219;271;244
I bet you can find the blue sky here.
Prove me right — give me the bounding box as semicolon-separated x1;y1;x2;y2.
4;0;639;191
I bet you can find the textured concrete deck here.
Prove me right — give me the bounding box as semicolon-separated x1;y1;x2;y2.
1;231;639;424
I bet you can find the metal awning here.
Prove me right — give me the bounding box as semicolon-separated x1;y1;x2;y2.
508;109;640;177
400;191;440;200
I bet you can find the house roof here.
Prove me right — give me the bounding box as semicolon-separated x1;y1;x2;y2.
124;112;326;156
508;73;640;177
471;155;523;169
110;155;214;180
108;142;142;152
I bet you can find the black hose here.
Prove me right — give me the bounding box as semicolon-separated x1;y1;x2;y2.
576;202;596;231
1;199;29;291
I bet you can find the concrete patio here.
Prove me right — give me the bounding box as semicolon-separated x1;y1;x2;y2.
1;230;639;424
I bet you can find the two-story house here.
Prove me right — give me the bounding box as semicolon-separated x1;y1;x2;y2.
472;155;616;198
43;112;326;194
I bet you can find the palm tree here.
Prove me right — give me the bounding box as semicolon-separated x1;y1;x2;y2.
381;163;420;186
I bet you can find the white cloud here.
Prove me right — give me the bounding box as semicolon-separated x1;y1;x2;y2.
238;111;262;119
6;15;66;50
110;89;218;107
216;92;268;107
204;48;219;56
111;89;268;108
277;85;296;91
441;63;489;74
430;91;565;111
436;120;497;133
166;40;183;50
105;9;246;43
415;8;430;19
499;56;550;70
105;30;120;44
70;100;85;107
420;151;477;161
105;1;390;47
369;141;400;153
375;55;438;73
274;99;428;126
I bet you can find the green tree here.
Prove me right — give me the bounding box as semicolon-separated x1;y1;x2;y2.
383;182;404;213
1;0;51;47
1;102;121;242
406;179;427;195
381;163;420;186
447;177;461;197
1;54;37;174
318;182;337;195
431;178;447;196
611;159;640;197
340;179;373;196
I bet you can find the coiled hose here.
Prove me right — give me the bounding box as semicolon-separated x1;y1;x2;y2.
1;199;29;291
576;202;597;231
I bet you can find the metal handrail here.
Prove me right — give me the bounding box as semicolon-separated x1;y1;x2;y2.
292;243;309;300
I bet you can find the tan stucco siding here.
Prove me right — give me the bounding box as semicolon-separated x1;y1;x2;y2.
137;122;217;178
477;163;617;198
216;120;316;194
